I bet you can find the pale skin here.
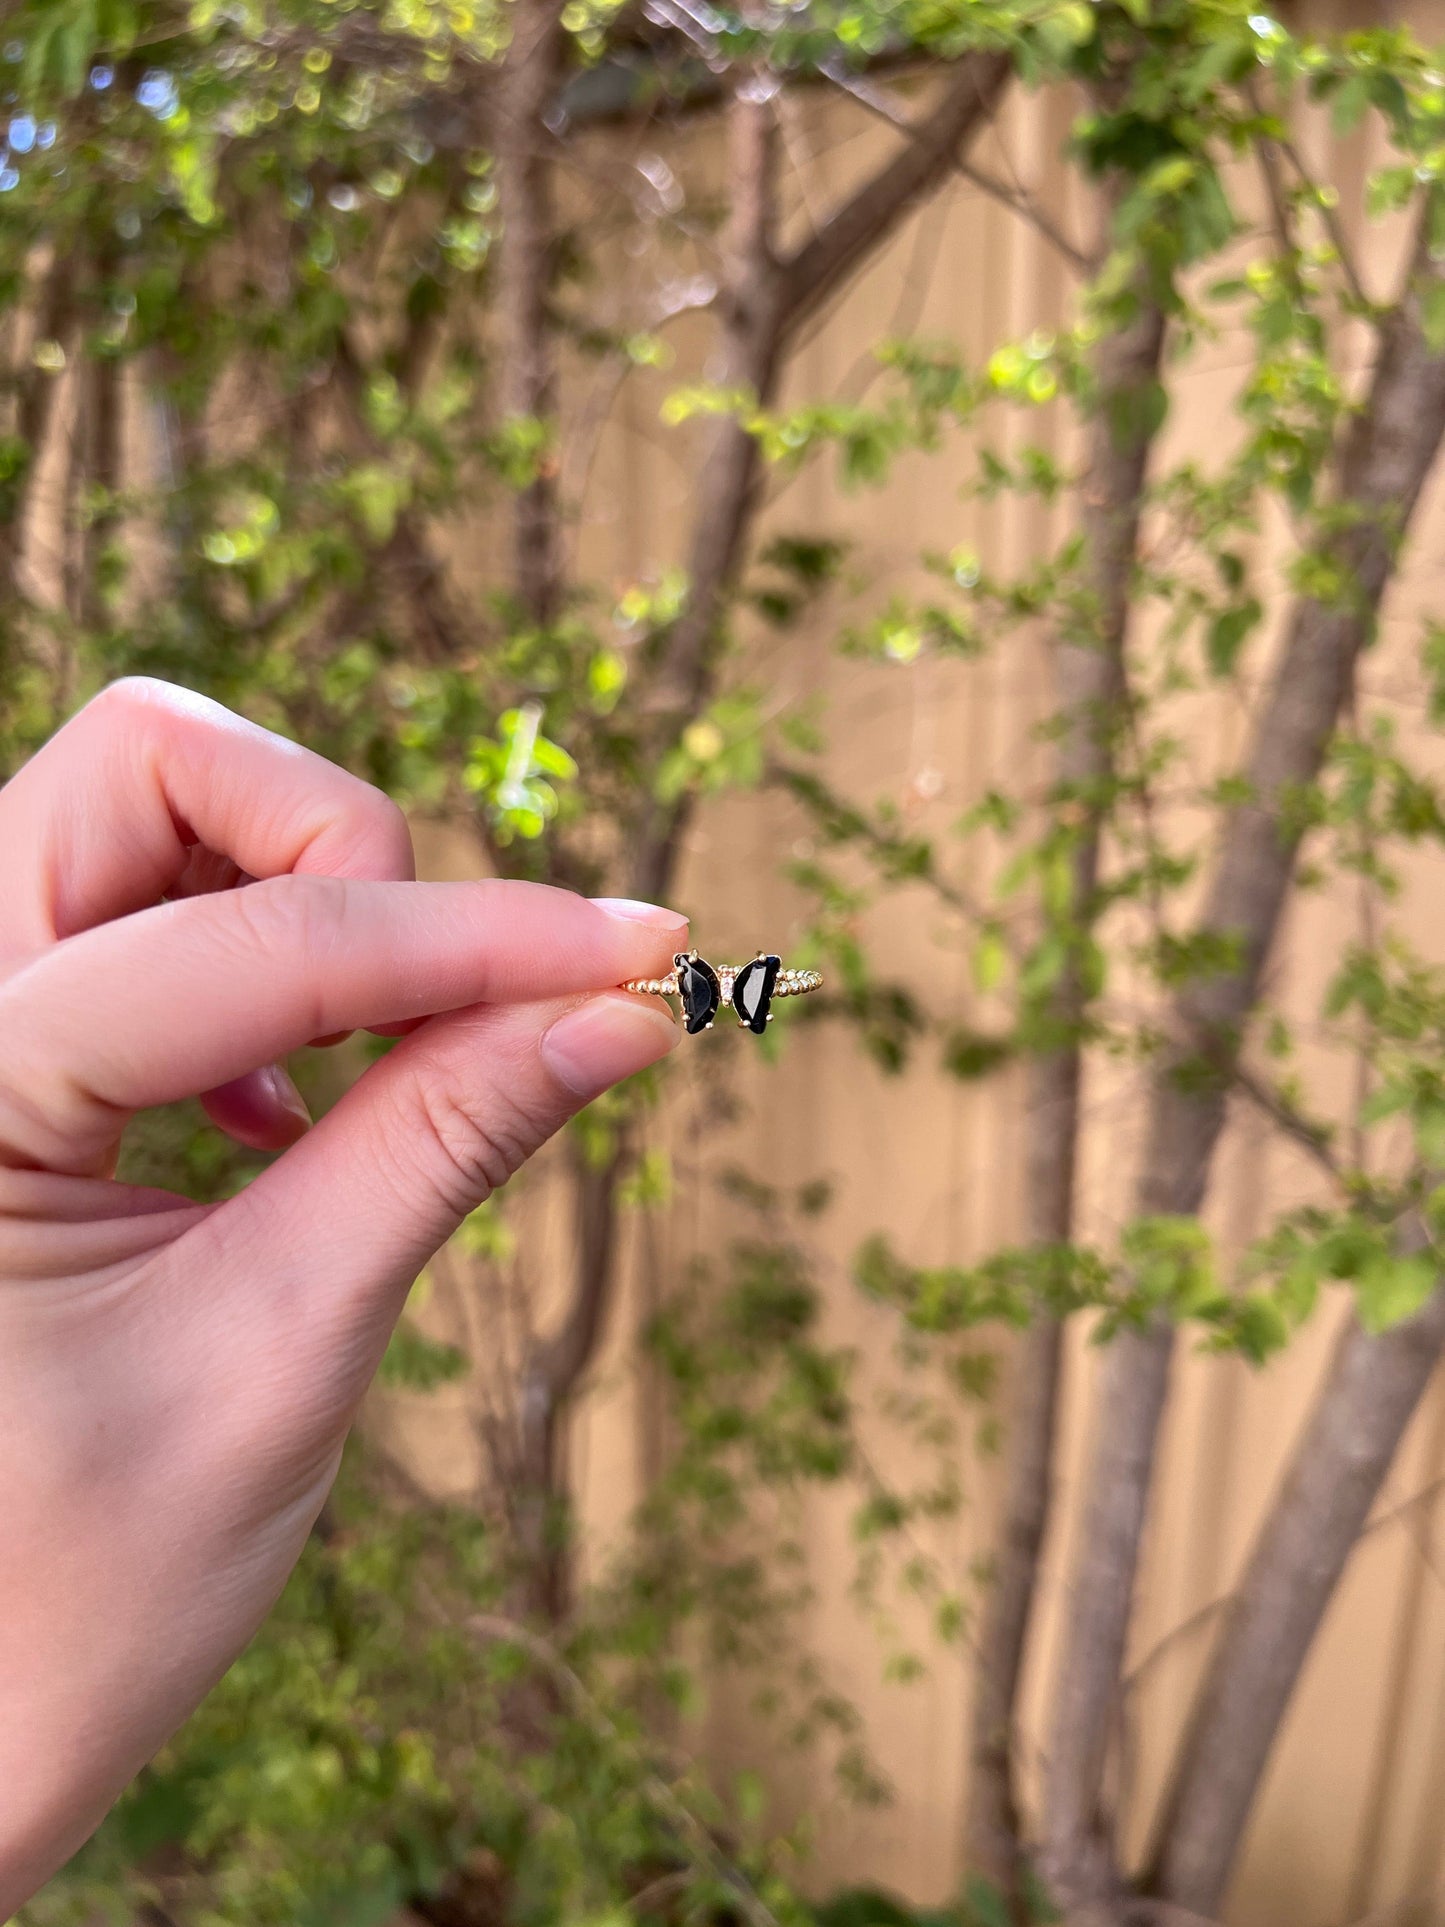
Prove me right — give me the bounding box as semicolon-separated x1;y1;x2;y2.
0;678;686;1914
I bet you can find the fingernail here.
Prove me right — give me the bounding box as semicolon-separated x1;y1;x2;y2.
261;1062;312;1129
542;993;679;1100
591;896;689;931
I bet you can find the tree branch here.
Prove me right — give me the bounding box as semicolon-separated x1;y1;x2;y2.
630;52;1010;898
781;54;1012;335
1043;208;1445;1906
629;74;782;898
1243;76;1372;313
1116;1472;1445;1714
821;62;1086;276
331;325;484;672
1228;1058;1345;1186
1274;138;1372;314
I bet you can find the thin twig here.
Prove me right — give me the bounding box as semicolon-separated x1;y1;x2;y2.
1244;75;1372;311
1346;692;1380;1175
1274;129;1372;311
765;759;999;934
560;278;719;547
467;1613;783;1927
1229;1059;1347;1186
1119;1472;1445;1704
1252;126;1299;268
823;62;1088;274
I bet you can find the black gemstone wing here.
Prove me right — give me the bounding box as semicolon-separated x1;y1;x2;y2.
731;954;780;1034
675;953;721;1034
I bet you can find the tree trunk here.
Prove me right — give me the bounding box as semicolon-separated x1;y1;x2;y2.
497;0;565;627
511;52;1013;1627
1042;228;1445;1913
0;252;76;605
966;246;1166;1894
630;80;781;903
513;1137;629;1624
1148;1282;1445;1916
80;348;122;636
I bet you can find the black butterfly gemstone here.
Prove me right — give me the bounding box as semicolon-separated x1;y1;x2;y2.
731;953;780;1034
675;952;721;1034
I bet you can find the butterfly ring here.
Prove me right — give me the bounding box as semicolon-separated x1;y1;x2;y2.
621;950;823;1035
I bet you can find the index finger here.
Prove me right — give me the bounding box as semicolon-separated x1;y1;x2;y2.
0;679;416;955
0;878;686;1174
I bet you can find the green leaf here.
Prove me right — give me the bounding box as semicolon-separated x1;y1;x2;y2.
816;1889;919;1927
296;1871;412;1927
1423;280;1445;355
735;1768;767;1828
1356;1250;1439;1334
1417;1102;1445;1168
972;926;1008;994
378;1320;468;1391
1207;597;1262;676
942;1026;1013;1081
57;16;93;96
1122;1217;1217;1314
963;1875;1013;1927
1330;73;1371;136
109;1767;203;1860
1231;1292;1292;1364
1019;933;1067;1001
529;734;579;779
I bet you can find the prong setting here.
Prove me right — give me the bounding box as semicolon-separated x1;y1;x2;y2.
619;951;821;1033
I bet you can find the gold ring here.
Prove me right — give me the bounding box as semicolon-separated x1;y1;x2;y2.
621;950;824;1034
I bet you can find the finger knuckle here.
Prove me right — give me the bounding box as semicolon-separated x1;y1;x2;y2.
0;1047;111;1167
89;674;172;717
302;779;413;881
222;873;351;1034
360;789;414;876
84;675;199;739
78;679;236;781
232;870;350;955
404;1070;544;1219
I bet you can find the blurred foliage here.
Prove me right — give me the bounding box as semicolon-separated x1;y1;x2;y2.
23;1219;960;1926
9;0;1445;1920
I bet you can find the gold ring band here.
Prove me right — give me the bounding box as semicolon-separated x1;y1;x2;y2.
621;949;823;1035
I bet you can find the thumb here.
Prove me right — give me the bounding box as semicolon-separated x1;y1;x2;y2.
197;989;678;1398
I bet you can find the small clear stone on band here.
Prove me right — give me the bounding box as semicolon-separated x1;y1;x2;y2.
619;956;821;1023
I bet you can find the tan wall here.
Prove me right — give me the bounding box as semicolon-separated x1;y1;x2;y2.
379;20;1445;1922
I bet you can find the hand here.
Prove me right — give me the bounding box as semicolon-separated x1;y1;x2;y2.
0;679;684;1913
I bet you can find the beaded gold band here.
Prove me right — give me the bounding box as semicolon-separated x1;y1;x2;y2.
622;949;824;1035
620;963;825;1001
